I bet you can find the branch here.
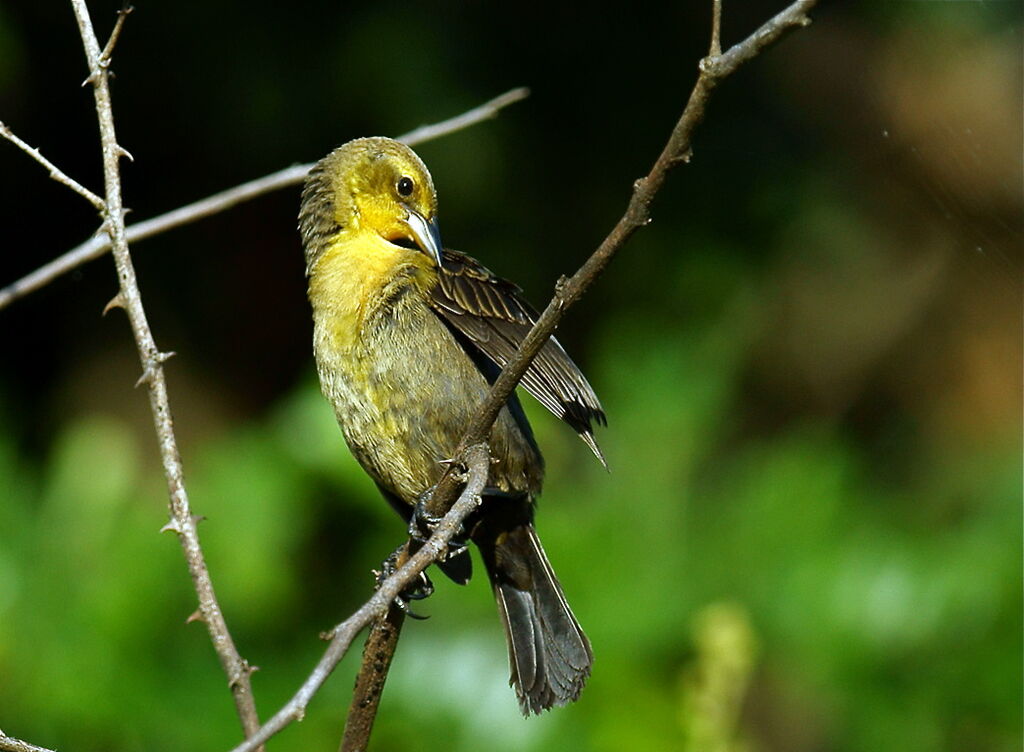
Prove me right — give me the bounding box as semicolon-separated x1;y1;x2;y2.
227;444;491;752
710;0;723;57
396;86;529;145
428;0;818;517
0;87;530;311
339;591;406;751
69;0;262;743
0;121;105;209
233;2;818;750
0;734;58;752
98;4;132;64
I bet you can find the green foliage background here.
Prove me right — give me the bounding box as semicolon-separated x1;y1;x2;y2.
0;2;1019;751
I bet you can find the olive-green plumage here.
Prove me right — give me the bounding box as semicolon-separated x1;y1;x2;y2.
299;137;604;715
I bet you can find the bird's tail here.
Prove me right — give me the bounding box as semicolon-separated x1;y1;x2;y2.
473;508;593;715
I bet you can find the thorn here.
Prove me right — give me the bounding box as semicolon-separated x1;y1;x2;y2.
134;366;154;389
102;293;125;316
160;519;182;534
117;145;134;162
191;514;206;525
186;609;204;625
228;660;253;689
157;350;176;364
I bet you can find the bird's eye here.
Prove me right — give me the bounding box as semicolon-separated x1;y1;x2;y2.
397;176;414;197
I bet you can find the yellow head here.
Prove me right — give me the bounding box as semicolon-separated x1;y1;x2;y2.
299;137;441;275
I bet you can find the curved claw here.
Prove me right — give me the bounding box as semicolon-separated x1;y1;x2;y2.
409;490;470;570
376;545;435;617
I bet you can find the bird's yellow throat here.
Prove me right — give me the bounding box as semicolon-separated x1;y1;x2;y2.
308;227;437;353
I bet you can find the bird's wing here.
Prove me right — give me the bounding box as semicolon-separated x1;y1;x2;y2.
429;249;606;465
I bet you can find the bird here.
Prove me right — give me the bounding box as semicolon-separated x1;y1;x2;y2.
298;136;605;715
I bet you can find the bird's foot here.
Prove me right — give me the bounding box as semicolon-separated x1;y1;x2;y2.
376;545;433;620
409;490;469;562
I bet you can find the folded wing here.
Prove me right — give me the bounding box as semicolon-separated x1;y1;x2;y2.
429;249;606;465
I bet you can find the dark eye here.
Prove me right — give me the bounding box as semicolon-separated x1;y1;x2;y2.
397;176;414;197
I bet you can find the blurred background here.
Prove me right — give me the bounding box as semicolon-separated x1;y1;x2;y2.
0;1;1019;750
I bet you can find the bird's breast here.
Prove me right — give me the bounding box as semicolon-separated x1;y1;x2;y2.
307;236;541;502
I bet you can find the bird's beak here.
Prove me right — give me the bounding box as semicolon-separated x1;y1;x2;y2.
403;208;444;268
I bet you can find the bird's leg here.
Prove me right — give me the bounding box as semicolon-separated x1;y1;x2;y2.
376;543;433;620
409;483;469;562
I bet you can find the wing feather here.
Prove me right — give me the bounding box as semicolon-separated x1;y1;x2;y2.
429;249;606;465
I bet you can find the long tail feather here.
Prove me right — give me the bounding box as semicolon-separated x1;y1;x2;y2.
477;521;592;715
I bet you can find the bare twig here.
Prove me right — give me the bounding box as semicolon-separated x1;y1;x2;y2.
397;86;529;145
710;0;723;57
0;87;530;311
428;0;818;524
0;122;105;209
0;734;58;752
69;0;262;743
98;4;132;64
232;2;818;750
227;444;491;752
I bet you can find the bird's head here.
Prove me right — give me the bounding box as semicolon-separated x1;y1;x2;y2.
299;137;442;274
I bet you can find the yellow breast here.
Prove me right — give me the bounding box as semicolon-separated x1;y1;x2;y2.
307;229;437;352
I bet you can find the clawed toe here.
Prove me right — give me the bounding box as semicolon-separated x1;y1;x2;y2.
376;545;434;619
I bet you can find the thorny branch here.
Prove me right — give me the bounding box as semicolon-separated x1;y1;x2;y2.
236;2;819;751
0;87;530;311
68;0;264;742
0;122;105;209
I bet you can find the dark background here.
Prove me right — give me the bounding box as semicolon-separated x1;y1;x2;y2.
0;2;1020;751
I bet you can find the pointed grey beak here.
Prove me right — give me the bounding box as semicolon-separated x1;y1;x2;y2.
404;209;443;267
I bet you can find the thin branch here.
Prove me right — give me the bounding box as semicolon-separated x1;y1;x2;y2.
710;0;723;57
0;735;58;752
231;2;818;750
0;87;530;311
69;0;262;743
98;4;132;63
0;121;105;210
427;0;819;523
227;444;491;752
396;86;529;145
